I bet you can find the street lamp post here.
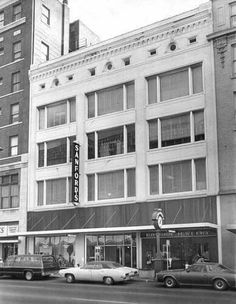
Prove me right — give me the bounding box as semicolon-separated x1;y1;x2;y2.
152;208;164;275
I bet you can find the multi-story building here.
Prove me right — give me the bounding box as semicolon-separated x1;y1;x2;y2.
0;0;69;261
208;0;236;269
25;2;220;271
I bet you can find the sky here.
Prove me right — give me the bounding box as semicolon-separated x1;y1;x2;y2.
69;0;209;41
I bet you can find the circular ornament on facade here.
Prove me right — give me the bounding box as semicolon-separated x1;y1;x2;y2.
169;42;177;51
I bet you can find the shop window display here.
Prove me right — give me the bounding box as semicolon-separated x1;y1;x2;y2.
35;235;75;268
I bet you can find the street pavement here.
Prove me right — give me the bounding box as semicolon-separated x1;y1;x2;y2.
0;276;235;304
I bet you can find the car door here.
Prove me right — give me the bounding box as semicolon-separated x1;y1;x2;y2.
181;264;209;286
75;263;93;281
91;262;104;282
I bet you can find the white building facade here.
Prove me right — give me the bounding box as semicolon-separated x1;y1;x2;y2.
25;2;220;270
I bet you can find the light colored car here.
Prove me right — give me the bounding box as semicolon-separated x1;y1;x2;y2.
59;261;138;285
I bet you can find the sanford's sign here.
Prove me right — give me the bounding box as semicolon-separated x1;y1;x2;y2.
72;142;80;206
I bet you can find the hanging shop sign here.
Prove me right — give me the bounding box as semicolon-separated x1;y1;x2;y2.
72;141;80;206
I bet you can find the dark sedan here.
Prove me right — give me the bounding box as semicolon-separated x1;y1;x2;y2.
156;262;236;291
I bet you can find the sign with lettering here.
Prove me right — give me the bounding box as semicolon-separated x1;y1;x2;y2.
0;225;19;236
72;142;80;206
141;229;217;239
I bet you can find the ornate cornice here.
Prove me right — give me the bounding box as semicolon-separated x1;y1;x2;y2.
30;12;212;82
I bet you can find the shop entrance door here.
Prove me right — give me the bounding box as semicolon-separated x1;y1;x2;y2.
3;243;18;261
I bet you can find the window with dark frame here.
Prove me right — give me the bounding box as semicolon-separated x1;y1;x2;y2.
10;103;19;124
0;12;4;27
42;4;50;25
0;174;19;209
13;3;22;22
231;3;236;27
13;41;21;60
41;41;49;61
12;71;20;92
0;46;4;55
9;135;18;156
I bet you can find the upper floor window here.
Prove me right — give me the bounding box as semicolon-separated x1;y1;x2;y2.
0;12;4;27
13;41;21;60
42;5;50;25
87;168;136;202
149;158;206;195
10;135;18;156
231;3;236;27
0;174;19;209
41;41;49;61
233;45;236;75
11;71;20;92
0;77;2;85
38;97;76;129
87;124;135;160
87;82;135;118
10;103;19;124
0;46;4;55
13;3;22;22
147;64;203;104
148;110;204;149
38;136;75;167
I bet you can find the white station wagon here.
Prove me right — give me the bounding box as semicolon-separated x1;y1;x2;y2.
59;261;138;285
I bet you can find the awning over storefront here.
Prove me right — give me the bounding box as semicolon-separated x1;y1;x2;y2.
226;224;236;234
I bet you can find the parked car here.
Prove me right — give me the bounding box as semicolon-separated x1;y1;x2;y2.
0;254;59;281
156;262;236;291
59;260;139;285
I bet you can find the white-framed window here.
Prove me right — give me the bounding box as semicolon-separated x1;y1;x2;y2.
87;168;136;202
11;71;20;92
87;124;135;160
42;4;50;25
148;110;204;149
38;97;76;129
147;63;203;104
37;177;72;206
149;158;206;195
0;11;4;27
13;3;22;21
13;41;21;60
41;41;49;61
10;135;18;156
87;82;135;118
0;174;19;209
231;2;236;27
10;103;19;124
38;136;75;167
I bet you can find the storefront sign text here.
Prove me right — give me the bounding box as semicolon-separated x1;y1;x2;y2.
0;225;19;236
72;142;80;206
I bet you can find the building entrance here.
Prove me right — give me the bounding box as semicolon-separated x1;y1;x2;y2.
2;243;18;261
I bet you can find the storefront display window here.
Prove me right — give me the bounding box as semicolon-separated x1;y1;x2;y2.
35;235;75;268
141;229;217;270
86;234;136;268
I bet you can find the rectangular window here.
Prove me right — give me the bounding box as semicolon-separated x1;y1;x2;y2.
149;165;159;195
37;181;44;206
10;103;19;123
10;136;18;156
231;3;236;27
87;174;95;201
0;77;2;85
41;41;49;61
69;136;76;162
87;82;134;118
0;46;4;55
127;168;136;197
161;113;190;147
148;119;158;149
47;138;67;166
46;178;66;205
87;132;95;159
127;124;135;153
0;174;19;209
194;110;205;141
13;4;22;21
98;126;124;157
162;160;192;194
192;64;203;94
233;45;236;75
13;41;21;60
12;71;20;92
0;12;4;27
42;5;50;25
98;170;124;200
38;143;44;167
195;158;206;190
147;77;157;104
39;97;75;129
160;68;189;101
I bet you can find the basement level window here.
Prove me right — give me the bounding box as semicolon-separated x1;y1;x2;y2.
189;37;197;44
89;68;96;76
149;49;157;56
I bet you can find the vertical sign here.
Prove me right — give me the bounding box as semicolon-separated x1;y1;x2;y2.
72;142;80;206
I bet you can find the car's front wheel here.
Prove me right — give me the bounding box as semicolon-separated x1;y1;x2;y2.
213;279;227;291
103;276;114;285
24;271;33;281
164;276;176;288
66;274;75;283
